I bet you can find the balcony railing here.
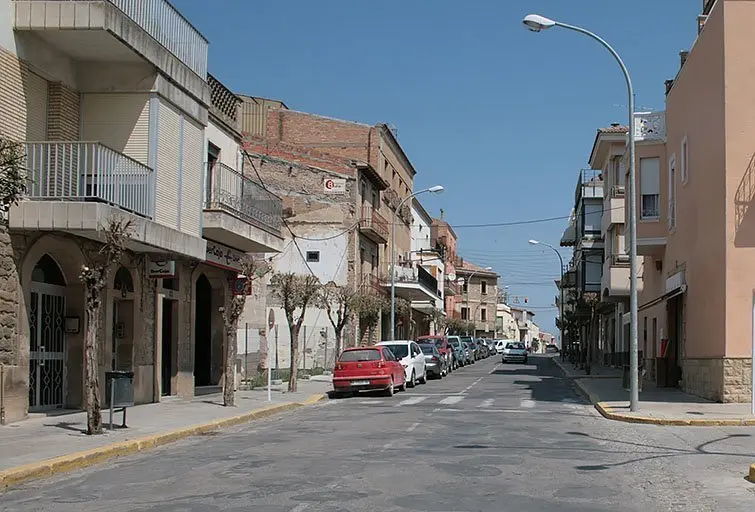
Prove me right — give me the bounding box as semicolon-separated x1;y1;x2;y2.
576;168;603;202
610;253;631;267
360;205;389;240
633;111;666;142
24;141;153;218
360;273;385;296
382;263;439;297
205;162;283;235
108;0;208;78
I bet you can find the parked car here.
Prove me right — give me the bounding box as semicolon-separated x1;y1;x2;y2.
332;346;406;397
545;344;560;354
417;335;455;371
501;341;528;364
377;340;427;387
463;340;477;362
418;343;447;379
447;336;469;366
475;339;489;358
494;340;506;354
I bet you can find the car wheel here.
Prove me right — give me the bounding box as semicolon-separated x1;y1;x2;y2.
385;378;395;397
397;376;406;392
408;370;416;388
419;370;427;384
524;356;528;364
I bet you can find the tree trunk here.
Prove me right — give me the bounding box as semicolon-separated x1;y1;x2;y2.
223;328;237;406
288;324;300;392
84;304;102;435
334;331;342;359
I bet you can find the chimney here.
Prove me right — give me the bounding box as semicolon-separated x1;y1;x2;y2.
440;208;445;220
665;79;675;95
697;14;708;34
610;122;621;128
680;50;689;68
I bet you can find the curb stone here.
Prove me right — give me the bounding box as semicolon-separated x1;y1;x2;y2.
552;358;755;427
0;393;327;490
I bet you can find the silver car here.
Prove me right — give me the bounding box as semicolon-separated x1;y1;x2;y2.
501;342;528;364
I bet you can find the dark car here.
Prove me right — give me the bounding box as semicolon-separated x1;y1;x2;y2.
475;339;489;359
418;343;447;379
463;340;477;362
417;335;455;371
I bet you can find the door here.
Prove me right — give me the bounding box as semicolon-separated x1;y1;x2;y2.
28;283;67;411
411;343;425;377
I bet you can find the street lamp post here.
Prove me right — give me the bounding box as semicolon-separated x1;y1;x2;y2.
523;13;640;412
529;239;565;352
390;185;444;341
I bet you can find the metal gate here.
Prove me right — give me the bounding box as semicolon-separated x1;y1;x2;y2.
28;283;67;411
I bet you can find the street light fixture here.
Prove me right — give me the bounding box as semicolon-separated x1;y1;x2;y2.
529;239;565;351
522;14;640;412
390;185;445;341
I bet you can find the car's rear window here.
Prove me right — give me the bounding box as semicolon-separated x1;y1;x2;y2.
382;344;408;359
506;343;525;350
339;349;381;362
419;344;434;354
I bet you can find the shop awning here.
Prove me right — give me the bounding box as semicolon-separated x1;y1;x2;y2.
622;284;687;323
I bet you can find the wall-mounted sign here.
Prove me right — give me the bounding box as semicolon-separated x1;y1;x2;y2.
206;240;246;273
231;277;252;296
148;260;176;278
323;178;346;194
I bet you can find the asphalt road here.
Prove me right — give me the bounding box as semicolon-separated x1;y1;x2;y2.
4;356;755;511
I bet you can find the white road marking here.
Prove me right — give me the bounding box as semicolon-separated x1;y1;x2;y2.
520;399;536;409
291;504;309;512
398;396;428;406
489;363;502;374
461;376;485;393
478;398;494;408
380;442;394;452
439;395;465;405
357;400;385;405
406;422;420;432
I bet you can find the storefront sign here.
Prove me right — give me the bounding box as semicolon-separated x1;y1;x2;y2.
231;277;252;296
323;178;346;194
148;260;176;278
205;241;246;273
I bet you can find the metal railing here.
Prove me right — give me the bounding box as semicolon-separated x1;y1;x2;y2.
24;141;153;218
360;273;385;296
109;0;208;78
382;263;439;296
205;162;283;235
360;205;389;240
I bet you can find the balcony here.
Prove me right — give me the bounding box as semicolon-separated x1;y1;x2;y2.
359;205;389;244
444;278;460;296
203;162;283;253
360;273;385;296
602;188;625;230
381;263;439;302
14;0;209;101
602;254;631;299
575;169;603;203
633;111;666;143
9;141;206;259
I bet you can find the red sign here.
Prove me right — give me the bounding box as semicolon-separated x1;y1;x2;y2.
231;277;251;296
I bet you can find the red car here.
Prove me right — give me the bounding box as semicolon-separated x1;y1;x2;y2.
416;335;455;371
333;346;406;397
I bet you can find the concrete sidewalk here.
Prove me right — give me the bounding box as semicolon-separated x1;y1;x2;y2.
552;356;755;426
0;379;330;488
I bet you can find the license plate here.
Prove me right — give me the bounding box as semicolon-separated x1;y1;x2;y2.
351;380;370;386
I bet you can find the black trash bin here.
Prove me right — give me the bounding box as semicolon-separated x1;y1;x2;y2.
622;365;644;392
105;371;134;429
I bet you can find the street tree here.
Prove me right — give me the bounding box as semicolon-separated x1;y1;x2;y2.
0;137;26;217
317;282;355;357
79;218;133;435
428;307;446;335
220;257;271;406
352;292;386;344
270;272;320;392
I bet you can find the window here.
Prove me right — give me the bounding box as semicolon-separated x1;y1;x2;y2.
480;280;488;295
613;155;626;191
461;307;469;320
681;135;689;184
640;157;660;219
668;154;676;231
583;202;602;234
306;251;320;263
480;308;487;322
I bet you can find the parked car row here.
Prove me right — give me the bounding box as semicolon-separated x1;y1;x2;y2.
331;336;501;397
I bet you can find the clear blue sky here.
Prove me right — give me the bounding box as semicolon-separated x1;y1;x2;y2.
174;0;700;337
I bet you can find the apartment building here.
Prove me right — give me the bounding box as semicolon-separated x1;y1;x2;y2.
495;303;518;340
560;169;605;361
456;261;498;337
589;123;633;366
0;0;283;424
244;108;428;341
431;216;460;319
510;306;539;346
410;198;444;335
623;0;754;402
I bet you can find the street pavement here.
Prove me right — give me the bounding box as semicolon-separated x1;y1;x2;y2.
3;356;755;511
